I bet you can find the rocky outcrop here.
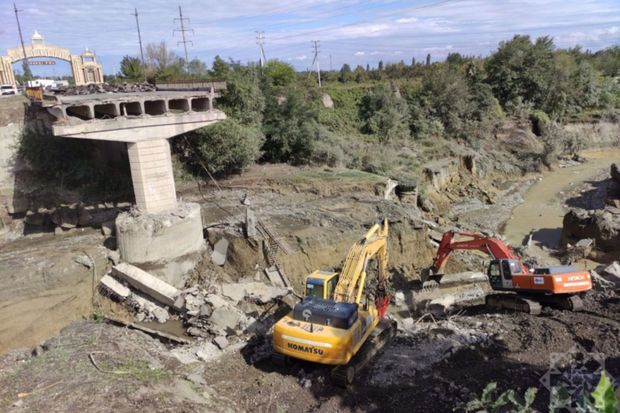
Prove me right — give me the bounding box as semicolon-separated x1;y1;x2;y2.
561;209;620;252
562;162;620;256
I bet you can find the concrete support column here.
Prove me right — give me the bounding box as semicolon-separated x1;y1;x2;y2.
127;139;177;213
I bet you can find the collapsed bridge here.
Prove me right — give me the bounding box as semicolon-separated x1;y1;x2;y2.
46;85;225;213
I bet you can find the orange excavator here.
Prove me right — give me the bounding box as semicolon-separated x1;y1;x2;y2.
428;231;592;314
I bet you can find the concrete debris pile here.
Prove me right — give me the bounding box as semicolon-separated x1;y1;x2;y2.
99;262;298;342
392;272;489;316
50;82;156;96
369;318;492;386
182;281;294;338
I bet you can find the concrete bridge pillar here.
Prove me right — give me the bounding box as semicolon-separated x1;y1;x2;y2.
127;139;177;213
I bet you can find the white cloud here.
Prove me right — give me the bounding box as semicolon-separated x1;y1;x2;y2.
557;26;620;44
354;51;365;56
396;17;418;24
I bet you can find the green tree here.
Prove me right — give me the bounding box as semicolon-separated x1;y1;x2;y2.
219;66;265;126
446;52;464;65
485;35;555;111
592;46;620;77
188;58;208;78
263;60;297;88
21;61;33;81
339;63;353;82
144;41;184;80
262;89;319;164
359;83;410;143
119;55;143;80
181;119;264;176
211;55;231;79
354;65;368;82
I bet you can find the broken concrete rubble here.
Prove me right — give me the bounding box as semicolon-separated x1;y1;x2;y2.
221;282;290;305
213;336;229;350
101;220;115;236
99;272;170;323
112;262;180;309
128;294;170;323
211;238;229;266
99;274;131;300
245;208;257;239
208;306;243;335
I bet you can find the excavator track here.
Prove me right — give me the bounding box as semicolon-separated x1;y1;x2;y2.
485;293;585;314
485;294;542;315
331;318;397;387
537;294;584;312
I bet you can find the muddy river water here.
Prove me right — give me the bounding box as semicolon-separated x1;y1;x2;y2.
503;148;620;267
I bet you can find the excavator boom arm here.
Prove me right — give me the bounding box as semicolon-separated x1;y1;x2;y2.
433;231;525;274
333;219;389;304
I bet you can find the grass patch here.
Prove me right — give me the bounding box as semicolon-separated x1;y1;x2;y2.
99;358;172;383
286;167;385;185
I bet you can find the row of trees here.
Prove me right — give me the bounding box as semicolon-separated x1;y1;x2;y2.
117;36;619;177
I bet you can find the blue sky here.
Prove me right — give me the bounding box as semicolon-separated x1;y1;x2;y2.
1;0;619;76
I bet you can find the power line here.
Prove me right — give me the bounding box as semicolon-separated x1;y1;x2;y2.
256;31;266;67
13;2;30;78
173;5;193;72
311;40;321;87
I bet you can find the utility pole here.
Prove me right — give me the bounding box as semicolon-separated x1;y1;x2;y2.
311;40;321;88
132;9;145;66
173;5;193;74
256;31;266;67
132;8;146;81
13;3;31;81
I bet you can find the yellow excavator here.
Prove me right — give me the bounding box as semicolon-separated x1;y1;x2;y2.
272;219;396;386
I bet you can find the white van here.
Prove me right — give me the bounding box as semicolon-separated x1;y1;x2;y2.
0;84;18;96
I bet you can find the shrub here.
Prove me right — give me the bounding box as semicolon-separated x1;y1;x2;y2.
179;119;264;176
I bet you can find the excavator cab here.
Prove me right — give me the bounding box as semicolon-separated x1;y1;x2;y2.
487;259;523;290
304;271;339;300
